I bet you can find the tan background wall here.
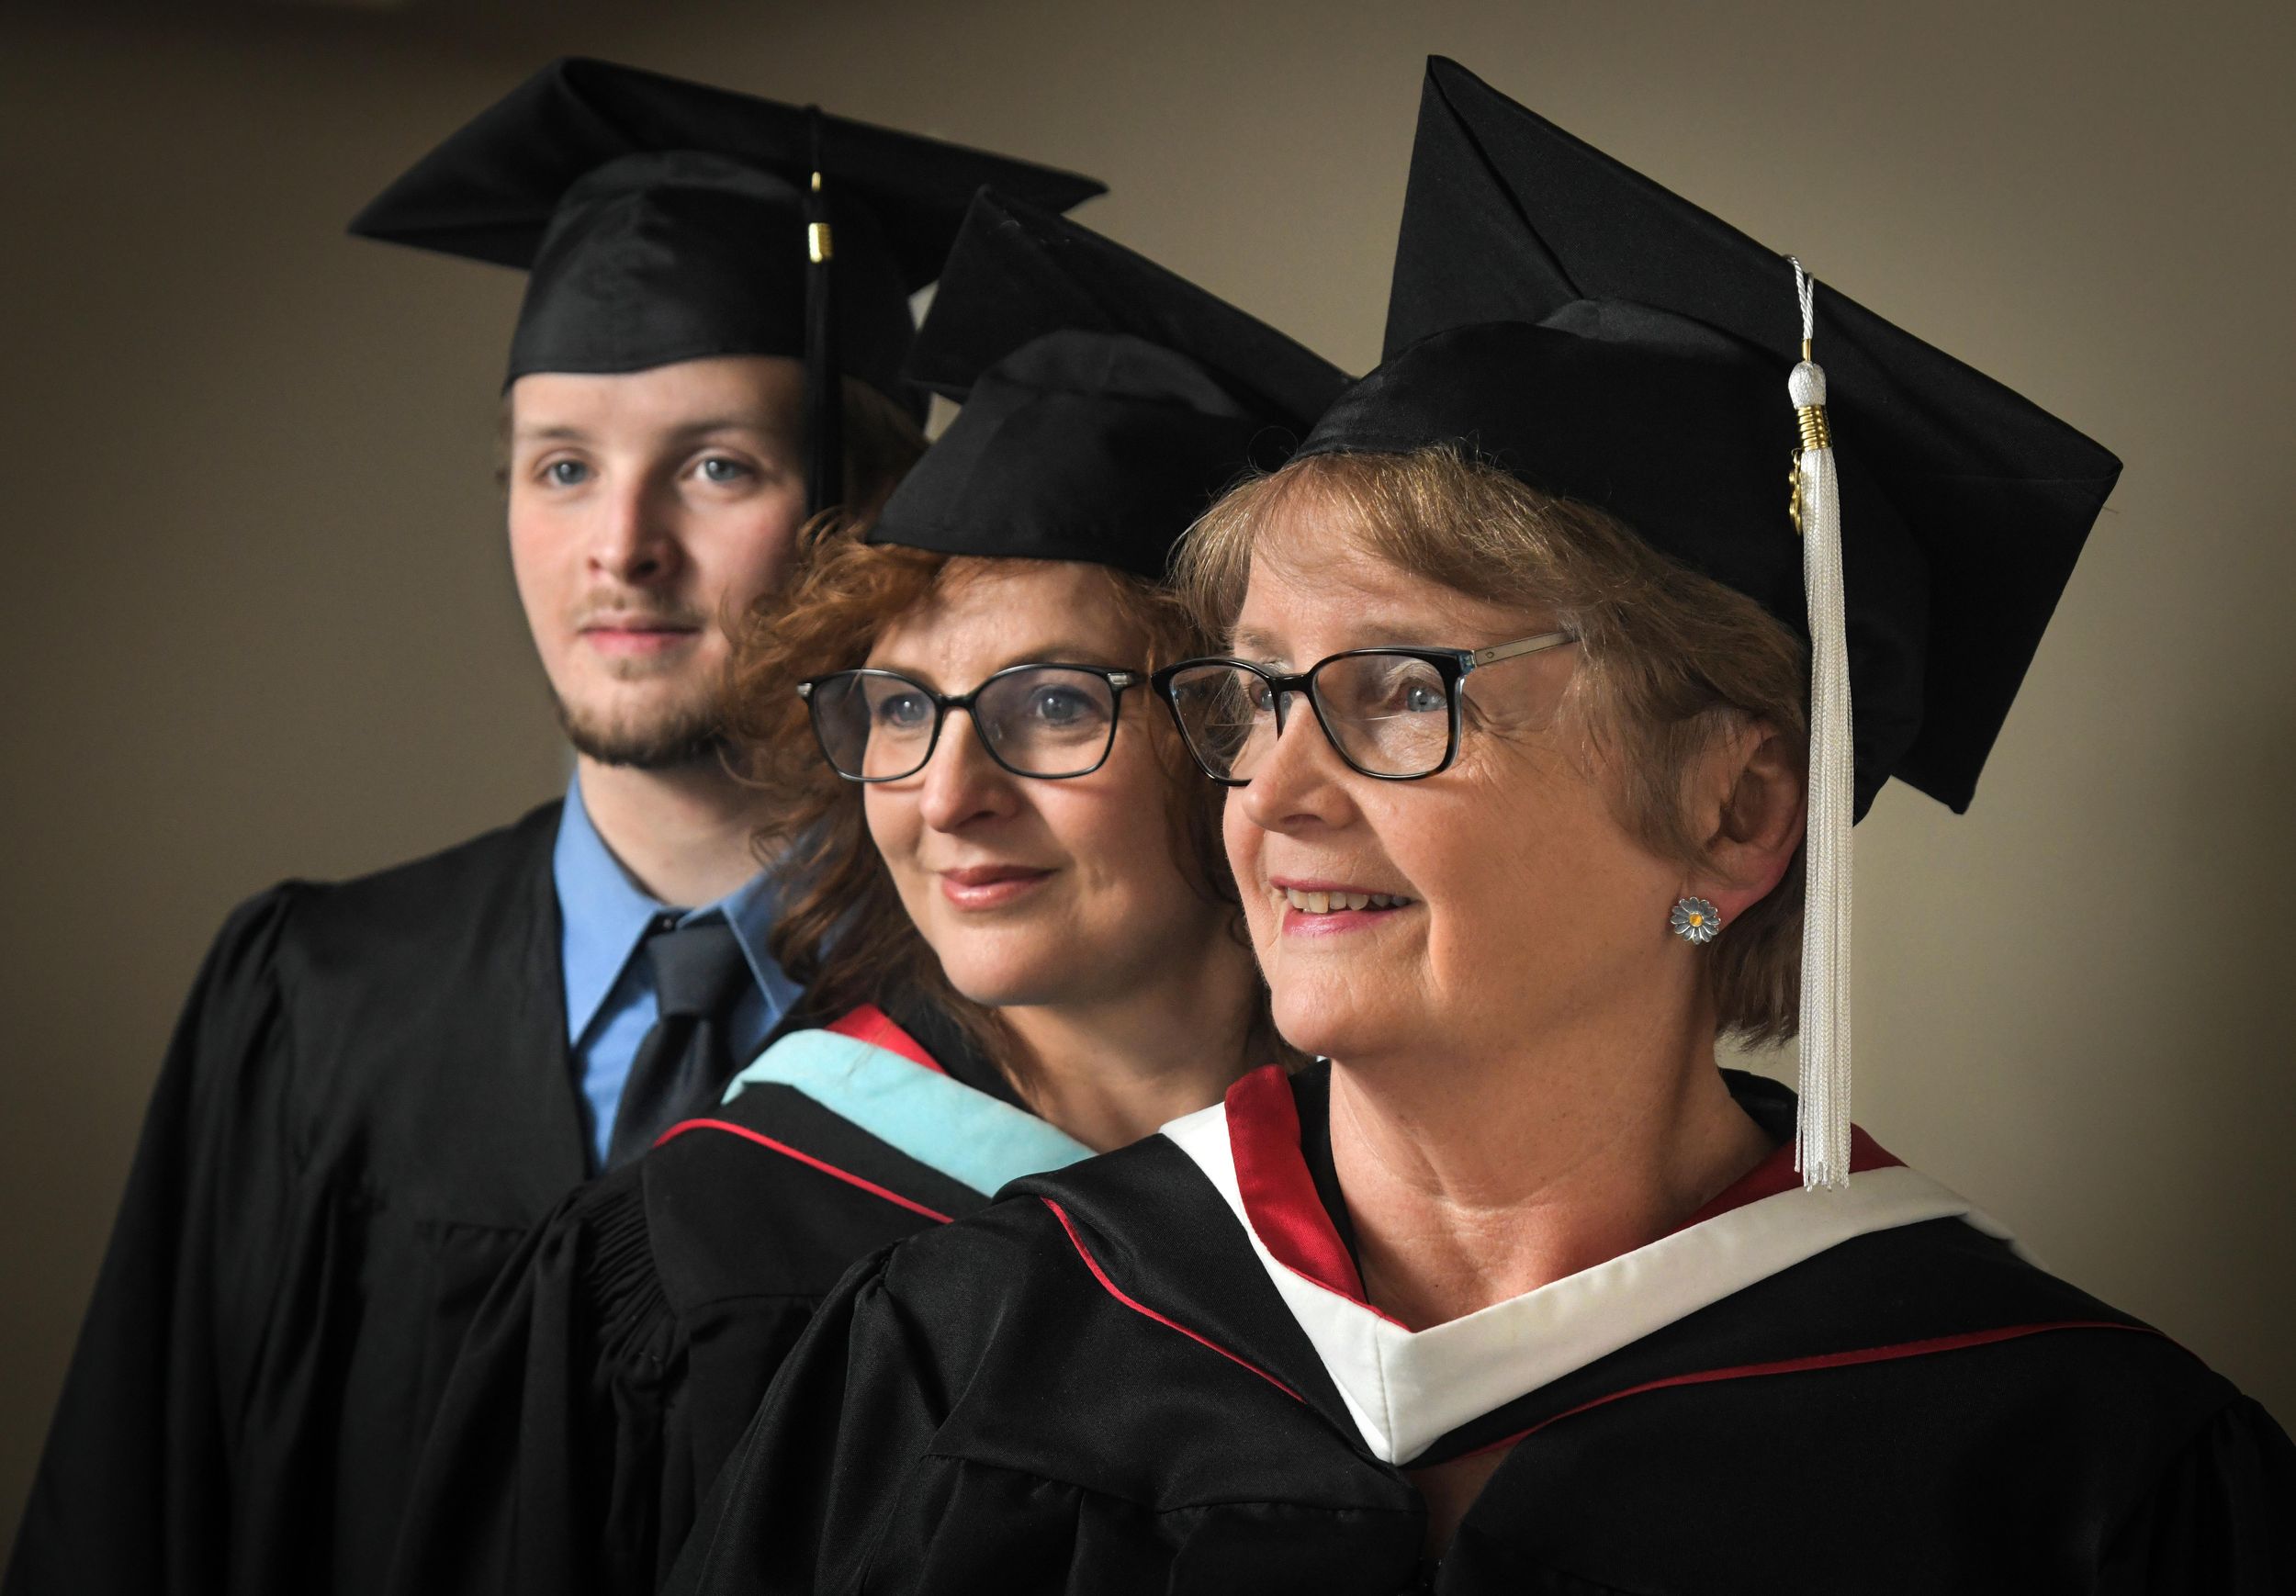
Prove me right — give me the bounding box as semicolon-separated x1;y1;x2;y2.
5;0;2291;1555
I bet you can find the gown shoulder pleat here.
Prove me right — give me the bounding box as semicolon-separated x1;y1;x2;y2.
2093;1392;2296;1593
388;1036;1007;1596
9;805;587;1596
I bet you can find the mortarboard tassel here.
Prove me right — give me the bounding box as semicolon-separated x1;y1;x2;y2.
802;108;843;521
1788;258;1854;1191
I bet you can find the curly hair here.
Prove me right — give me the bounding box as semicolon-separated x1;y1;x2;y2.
726;523;1289;1090
1178;445;1811;1047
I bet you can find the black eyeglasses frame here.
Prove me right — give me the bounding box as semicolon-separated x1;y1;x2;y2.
1149;632;1577;787
795;662;1145;783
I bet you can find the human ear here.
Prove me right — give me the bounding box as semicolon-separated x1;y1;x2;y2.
1685;718;1805;920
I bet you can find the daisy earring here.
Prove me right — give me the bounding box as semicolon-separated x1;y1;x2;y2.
1670;896;1722;945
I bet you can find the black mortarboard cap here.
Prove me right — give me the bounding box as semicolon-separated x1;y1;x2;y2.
867;190;1349;580
1303;56;2121;816
348;58;1105;515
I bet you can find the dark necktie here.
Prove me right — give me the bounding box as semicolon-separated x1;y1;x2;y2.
605;917;751;1170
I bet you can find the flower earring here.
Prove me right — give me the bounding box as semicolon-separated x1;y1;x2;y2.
1670;896;1722;945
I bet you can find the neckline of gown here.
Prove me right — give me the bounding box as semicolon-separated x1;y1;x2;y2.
1155;1062;1986;1464
1270;1061;1883;1316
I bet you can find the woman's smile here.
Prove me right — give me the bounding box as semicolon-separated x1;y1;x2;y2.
937;863;1058;910
1267;876;1417;937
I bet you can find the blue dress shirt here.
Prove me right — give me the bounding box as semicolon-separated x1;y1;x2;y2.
554;779;803;1170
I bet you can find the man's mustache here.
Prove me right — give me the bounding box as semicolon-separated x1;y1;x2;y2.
569;591;707;630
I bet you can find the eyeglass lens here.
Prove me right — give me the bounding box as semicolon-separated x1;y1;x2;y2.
1164;654;1454;781
810;667;1121;780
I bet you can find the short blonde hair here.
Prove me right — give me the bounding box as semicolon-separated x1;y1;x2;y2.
1179;445;1810;1046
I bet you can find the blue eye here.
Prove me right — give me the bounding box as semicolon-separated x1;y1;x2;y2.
698;456;750;484
1027;687;1095;725
544;459;591;487
873;691;933;730
1402;682;1446;714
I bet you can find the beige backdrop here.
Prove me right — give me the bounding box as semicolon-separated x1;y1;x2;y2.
6;0;2292;1557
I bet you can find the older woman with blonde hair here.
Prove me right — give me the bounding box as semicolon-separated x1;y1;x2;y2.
385;191;1344;1596
669;62;2291;1596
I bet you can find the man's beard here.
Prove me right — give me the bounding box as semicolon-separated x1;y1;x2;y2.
553;591;732;770
556;687;728;771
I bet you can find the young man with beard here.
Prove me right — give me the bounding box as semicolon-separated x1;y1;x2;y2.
5;59;1100;1596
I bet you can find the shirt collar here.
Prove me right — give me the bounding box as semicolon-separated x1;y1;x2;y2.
554;777;793;1046
715;852;802;1017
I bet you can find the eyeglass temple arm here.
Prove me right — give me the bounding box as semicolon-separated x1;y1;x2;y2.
1466;631;1576;671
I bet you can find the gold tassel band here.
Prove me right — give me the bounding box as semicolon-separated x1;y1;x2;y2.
1795;402;1831;452
807;168;832;263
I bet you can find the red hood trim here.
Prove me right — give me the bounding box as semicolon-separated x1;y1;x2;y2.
825;1004;943;1073
1222;1064;1906;1315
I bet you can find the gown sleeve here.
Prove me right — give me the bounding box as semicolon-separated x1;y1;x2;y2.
2094;1394;2296;1592
665;1246;948;1596
387;1162;685;1596
5;888;302;1596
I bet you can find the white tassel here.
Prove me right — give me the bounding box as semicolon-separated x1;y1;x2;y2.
1789;259;1854;1191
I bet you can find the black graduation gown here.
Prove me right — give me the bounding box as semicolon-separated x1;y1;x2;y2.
668;1065;2295;1595
6;804;601;1596
386;1004;1091;1596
